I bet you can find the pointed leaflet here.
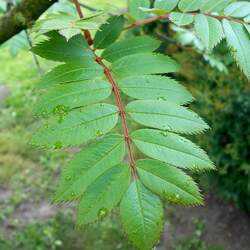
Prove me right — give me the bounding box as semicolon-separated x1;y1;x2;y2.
137;159;203;205
118;75;193;105
32;32;93;62
178;0;204;12
129;0;150;20
169;12;194;26
224;1;250;18
200;0;232;13
223;20;250;78
120;180;164;250
77;164;130;226
132;129;215;171
194;14;224;51
102;36;161;62
34;80;112;115
31;104;118;148
94;16;125;49
126;100;209;134
111;53;179;78
54;134;125;203
37;60;103;89
154;0;179;12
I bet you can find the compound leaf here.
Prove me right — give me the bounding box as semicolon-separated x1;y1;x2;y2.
195;14;224;51
94;16;125;49
120;180;164;250
223;19;250;78
102;36;160;62
111;53;179;78
119;75;193;105
34;80;112;115
132;129;215;171
137;159;203;205
54;134;125;203
77;164;130;225
126;100;209;134
31;11;216;250
31;104;118;148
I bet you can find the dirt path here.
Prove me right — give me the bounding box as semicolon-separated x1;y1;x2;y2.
1;188;250;249
158;194;250;250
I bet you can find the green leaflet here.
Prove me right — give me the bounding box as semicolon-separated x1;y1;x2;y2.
169;12;194;26
223;20;250;79
194;14;224;51
33;13;78;34
33;12;100;41
224;1;250;18
94;16;125;49
154;0;179;12
178;0;205;12
54;134;125;203
111;53;180;77
34;80;112;115
129;0;150;20
119;75;193;105
77;164;130;226
102;36;161;62
200;0;232;13
30;10;216;249
32;32;93;62
137;159;203;205
126;100;209;134
132;129;215;171
37;60;103;89
31;104;118;148
120;180;164;250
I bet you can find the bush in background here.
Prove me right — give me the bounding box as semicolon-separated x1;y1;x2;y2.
171;43;250;211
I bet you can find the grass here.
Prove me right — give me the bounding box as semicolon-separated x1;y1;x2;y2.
172;219;224;250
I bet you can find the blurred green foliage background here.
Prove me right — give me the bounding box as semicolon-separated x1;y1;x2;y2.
0;0;249;249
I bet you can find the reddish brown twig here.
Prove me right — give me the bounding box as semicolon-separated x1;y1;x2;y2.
72;0;137;179
125;11;246;30
72;0;93;45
